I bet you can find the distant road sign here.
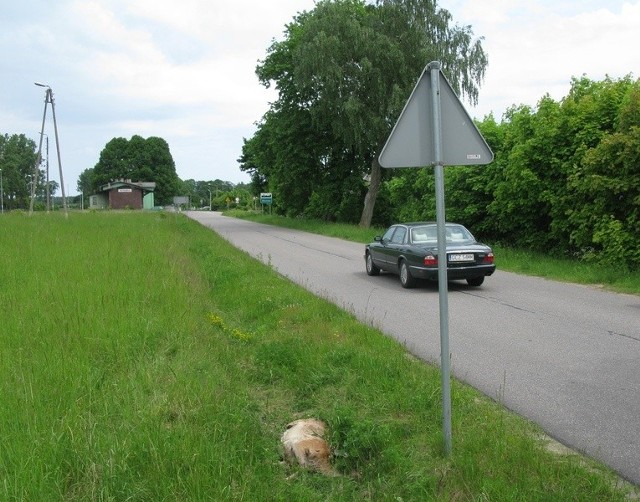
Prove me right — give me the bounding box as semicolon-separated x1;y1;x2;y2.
260;192;273;205
378;65;493;168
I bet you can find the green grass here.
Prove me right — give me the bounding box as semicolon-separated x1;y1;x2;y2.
0;211;637;500
492;245;640;294
227;210;640;296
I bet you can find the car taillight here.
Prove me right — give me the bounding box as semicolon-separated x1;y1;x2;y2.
424;255;438;266
483;252;494;264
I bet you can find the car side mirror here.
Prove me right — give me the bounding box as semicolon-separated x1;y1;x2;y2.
374;236;382;242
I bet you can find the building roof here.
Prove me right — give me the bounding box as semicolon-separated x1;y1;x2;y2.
99;179;156;193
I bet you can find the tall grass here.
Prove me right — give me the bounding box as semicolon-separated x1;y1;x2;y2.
492;245;640;294
0;211;636;500
1;212;217;499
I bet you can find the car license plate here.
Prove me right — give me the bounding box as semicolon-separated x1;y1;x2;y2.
448;253;474;262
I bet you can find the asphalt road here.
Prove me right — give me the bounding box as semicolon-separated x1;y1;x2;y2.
187;211;640;486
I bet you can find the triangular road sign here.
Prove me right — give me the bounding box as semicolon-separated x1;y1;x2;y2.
379;65;493;168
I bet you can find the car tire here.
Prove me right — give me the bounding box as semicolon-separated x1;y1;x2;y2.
466;276;485;287
366;252;380;276
399;260;416;289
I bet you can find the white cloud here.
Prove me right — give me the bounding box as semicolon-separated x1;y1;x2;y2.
63;0;299;125
446;0;640;118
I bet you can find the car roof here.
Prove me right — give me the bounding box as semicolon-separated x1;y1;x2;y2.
396;222;461;227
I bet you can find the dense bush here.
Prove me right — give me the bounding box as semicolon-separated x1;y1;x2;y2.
384;75;640;270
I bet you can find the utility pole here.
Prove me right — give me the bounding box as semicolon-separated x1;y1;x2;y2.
31;83;68;216
46;134;50;212
39;133;50;212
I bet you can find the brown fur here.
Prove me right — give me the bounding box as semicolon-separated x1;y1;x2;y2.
281;418;337;476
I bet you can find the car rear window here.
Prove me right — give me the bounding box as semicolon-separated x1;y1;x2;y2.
411;225;474;244
411;226;437;243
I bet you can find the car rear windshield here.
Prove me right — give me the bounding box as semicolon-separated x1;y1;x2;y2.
410;225;475;244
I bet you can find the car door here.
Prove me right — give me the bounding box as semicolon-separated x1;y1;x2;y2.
387;226;408;272
375;225;407;272
369;225;397;270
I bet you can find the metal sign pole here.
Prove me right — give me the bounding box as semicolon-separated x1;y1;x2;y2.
379;60;493;457
428;61;452;455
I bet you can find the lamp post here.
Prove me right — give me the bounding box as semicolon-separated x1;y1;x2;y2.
32;82;67;216
208;187;212;211
0;168;4;214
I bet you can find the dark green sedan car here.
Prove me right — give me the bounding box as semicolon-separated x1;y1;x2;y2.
365;222;495;288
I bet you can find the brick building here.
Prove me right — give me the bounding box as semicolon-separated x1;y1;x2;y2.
89;180;156;210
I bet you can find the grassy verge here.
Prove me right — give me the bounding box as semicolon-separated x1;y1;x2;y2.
226;210;640;296
0;211;636;500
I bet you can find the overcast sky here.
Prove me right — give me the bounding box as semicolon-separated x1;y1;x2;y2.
1;1;638;195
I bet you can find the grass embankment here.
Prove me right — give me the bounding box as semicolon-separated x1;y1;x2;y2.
227;210;640;296
0;211;636;500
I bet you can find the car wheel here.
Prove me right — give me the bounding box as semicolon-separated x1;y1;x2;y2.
399;260;416;289
466;276;485;287
366;252;380;276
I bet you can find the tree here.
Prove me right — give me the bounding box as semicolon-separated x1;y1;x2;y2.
82;135;180;205
362;0;488;226
247;0;488;226
240;106;326;217
77;167;96;197
0;133;41;210
564;77;640;268
468;75;640;269
180;178;237;209
47;180;59;197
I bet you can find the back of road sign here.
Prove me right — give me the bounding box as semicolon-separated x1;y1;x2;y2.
378;66;493;168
